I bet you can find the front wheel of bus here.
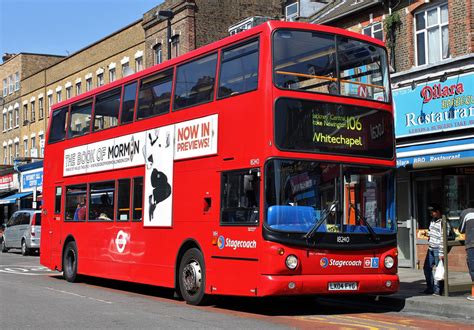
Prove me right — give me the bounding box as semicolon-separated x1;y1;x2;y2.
179;248;207;305
63;241;79;282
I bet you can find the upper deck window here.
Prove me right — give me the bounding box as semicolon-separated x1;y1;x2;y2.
93;87;120;132
48;107;68;143
68;99;93;138
273;29;389;103
174;53;218;110
137;70;173;119
218;39;259;98
121;82;137;124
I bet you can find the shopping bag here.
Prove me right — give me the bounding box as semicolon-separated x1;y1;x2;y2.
434;259;444;281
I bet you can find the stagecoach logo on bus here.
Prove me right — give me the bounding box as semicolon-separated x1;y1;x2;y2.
217;235;257;250
63;115;218;228
320;257;363;268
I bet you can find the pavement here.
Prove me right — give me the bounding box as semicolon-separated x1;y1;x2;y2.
320;268;474;321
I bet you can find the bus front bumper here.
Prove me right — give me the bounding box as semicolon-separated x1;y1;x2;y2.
258;273;399;296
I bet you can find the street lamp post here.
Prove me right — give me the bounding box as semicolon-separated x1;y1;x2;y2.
158;10;174;60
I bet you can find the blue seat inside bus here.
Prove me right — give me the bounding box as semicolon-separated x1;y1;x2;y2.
267;205;325;232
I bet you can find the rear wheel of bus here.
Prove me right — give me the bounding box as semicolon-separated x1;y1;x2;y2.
63;241;79;282
178;248;207;305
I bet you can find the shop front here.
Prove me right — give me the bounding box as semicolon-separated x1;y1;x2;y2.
0;170;19;226
393;70;474;270
18;161;43;210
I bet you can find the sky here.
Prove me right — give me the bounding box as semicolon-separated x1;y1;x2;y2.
0;0;163;57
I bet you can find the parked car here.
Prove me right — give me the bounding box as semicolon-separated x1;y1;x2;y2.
1;210;42;256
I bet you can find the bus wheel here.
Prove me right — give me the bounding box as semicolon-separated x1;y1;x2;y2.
179;248;207;305
21;239;29;256
63;241;79;282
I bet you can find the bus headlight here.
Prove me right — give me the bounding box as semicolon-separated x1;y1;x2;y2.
384;256;395;269
285;254;299;270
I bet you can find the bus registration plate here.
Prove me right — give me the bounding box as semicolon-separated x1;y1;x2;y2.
328;282;358;291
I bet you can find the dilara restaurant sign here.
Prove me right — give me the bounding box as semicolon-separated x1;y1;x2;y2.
393;72;474;138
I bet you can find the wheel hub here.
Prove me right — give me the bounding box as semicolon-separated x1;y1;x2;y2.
182;260;202;293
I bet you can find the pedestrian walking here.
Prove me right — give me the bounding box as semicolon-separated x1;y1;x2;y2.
459;207;474;301
422;203;450;296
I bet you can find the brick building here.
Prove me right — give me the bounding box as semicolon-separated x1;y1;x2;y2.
299;0;474;270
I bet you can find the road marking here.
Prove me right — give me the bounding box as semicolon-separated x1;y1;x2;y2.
45;287;113;304
0;265;56;275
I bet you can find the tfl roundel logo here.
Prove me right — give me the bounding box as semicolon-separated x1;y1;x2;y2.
217;235;225;249
320;257;329;268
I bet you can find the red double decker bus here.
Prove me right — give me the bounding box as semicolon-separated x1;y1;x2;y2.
41;21;398;305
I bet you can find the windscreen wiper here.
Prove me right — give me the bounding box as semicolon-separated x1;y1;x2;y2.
348;203;379;242
304;200;338;239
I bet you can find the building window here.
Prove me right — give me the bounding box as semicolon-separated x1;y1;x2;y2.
9;76;13;94
15;72;20;91
8;144;12;164
48;94;53;110
31;137;36;157
135;57;143;72
2;79;6;96
14;107;19;126
66;86;72;99
39;134;44;157
171;35;180;58
31;101;36;122
153;44;162;65
109;68;116;82
97;73;104;87
86;78;92;91
415;3;449;66
24;139;28;157
3;146;6;164
76;82;82;95
23;104;28;124
285;2;298;21
8;110;13;129
2;113;6;131
14;142;19;159
122;62;130;77
38;98;44;119
363;22;383;41
57;90;62;103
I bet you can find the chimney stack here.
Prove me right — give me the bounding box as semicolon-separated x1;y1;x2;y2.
2;53;16;63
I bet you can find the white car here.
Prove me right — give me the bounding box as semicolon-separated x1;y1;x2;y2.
1;209;42;256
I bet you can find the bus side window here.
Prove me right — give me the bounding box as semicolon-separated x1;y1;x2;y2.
132;177;143;221
174;53;218;110
117;179;131;221
68;99;93;138
218;39;259;98
65;184;87;221
137;70;173;120
220;169;260;225
48;107;68;143
89;181;115;221
121;82;137;124
55;186;62;214
93;87;121;131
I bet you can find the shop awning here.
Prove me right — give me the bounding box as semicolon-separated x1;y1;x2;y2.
0;191;33;205
396;137;474;169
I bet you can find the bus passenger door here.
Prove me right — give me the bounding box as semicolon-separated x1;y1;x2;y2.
209;168;260;296
49;186;63;270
